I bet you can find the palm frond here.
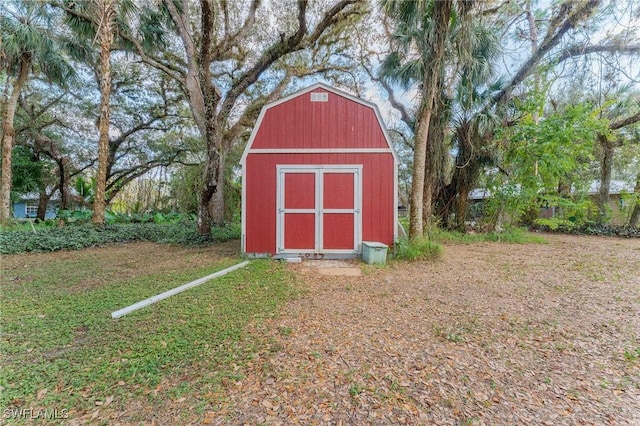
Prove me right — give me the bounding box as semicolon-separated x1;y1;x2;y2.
1;0;76;85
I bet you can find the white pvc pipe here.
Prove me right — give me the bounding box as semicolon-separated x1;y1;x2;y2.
111;260;250;319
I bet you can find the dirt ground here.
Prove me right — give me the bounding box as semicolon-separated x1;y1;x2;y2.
205;234;640;425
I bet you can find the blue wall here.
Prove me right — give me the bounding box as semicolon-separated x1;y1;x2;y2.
12;202;57;219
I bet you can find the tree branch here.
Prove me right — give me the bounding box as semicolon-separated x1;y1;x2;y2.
163;0;198;65
223;71;292;146
366;67;413;130
212;0;261;60
105;151;184;201
557;43;640;63
610;110;640;131
482;0;511;16
220;0;358;119
490;0;601;108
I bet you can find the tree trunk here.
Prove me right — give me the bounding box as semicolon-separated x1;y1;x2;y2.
196;37;227;236
422;87;448;229
597;134;613;224
408;0;453;240
437;122;492;232
629;174;640;228
212;150;226;223
37;190;50;222
58;157;71;210
0;54;30;223
92;0;115;226
410;104;431;238
197;135;223;235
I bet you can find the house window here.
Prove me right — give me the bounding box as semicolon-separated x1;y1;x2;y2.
25;203;38;217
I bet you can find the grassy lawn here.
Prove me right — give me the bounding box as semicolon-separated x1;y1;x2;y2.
0;242;297;422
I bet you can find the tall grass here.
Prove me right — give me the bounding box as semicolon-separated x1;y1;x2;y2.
432;227;547;244
393;237;443;261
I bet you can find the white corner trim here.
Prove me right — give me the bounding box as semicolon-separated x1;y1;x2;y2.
241;157;247;253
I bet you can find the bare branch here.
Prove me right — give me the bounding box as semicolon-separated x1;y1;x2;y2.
482;0;511;16
369;70;413;130
213;0;261;60
491;0;601;108
388;128;413;149
610;110;640;131
105;150;185;201
220;0;359;119
163;0;198;63
557;43;640;63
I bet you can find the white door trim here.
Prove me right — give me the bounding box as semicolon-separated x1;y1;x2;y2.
276;165;362;254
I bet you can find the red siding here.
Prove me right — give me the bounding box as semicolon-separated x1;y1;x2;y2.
244;86;395;255
252;89;388;150
245;153;394;254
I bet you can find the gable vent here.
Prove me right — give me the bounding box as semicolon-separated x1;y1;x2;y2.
310;92;329;102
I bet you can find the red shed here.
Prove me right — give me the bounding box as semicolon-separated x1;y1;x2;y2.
240;83;398;258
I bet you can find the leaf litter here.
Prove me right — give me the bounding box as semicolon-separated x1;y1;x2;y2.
208;234;640;425
67;234;639;425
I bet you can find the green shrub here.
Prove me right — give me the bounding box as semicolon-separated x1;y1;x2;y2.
485;227;547;244
56;209;198;225
534;217;575;231
393;237;443;261
533;222;640;238
211;222;241;241
0;221;241;255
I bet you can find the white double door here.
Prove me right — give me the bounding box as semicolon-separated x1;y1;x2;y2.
276;165;362;254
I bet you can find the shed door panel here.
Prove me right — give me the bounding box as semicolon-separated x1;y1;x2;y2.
285;173;315;209
322;172;356;250
323;173;354;209
284;213;316;249
323;213;354;249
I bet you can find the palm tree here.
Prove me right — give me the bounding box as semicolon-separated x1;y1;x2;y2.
381;0;454;239
381;1;499;237
0;0;73;222
57;0;135;225
436;23;503;230
92;0;116;226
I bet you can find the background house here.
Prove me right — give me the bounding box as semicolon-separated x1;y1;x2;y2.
12;192;59;220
